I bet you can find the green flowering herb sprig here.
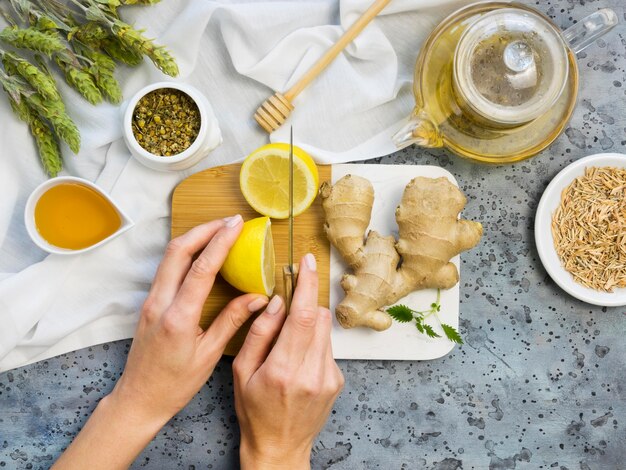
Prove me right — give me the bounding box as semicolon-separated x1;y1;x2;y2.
386;290;464;344
1;50;61;101
0;68;66;175
0;26;65;56
73;0;179;76
0;0;179;176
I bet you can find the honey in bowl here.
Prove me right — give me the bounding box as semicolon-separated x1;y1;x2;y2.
34;183;121;250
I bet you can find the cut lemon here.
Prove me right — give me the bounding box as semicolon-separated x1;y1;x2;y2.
220;216;275;296
240;143;319;219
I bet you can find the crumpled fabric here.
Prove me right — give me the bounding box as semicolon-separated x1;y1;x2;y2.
0;0;470;372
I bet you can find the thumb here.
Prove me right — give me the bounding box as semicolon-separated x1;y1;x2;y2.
200;294;268;358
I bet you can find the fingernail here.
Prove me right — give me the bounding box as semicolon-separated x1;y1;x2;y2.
248;296;268;312
304;253;317;272
224;214;242;228
265;295;283;315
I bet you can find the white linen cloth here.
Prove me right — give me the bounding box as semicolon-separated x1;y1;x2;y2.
0;0;470;372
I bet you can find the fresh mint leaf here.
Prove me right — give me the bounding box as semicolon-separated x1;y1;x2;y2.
387;305;413;323
387;290;462;345
441;324;463;344
422;323;441;339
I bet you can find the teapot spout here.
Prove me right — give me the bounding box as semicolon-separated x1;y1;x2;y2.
392;109;443;149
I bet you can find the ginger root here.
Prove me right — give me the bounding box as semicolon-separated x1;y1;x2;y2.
320;175;482;331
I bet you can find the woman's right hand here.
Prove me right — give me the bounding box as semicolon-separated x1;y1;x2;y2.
233;253;344;470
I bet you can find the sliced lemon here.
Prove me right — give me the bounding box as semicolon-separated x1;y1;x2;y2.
240;143;319;219
220;216;275;296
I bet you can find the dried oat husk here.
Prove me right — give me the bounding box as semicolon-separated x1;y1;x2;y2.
552;167;626;292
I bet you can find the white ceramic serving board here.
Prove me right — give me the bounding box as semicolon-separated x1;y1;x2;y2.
330;164;461;361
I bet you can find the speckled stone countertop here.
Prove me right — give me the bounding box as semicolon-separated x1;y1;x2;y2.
1;1;625;469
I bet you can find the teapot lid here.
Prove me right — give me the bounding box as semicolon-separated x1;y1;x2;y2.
454;8;569;125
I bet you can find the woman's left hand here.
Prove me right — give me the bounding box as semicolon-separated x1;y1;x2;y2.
53;215;268;470
113;215;268;424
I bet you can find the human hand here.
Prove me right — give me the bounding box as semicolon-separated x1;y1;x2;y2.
233;254;344;470
54;216;270;470
110;215;269;428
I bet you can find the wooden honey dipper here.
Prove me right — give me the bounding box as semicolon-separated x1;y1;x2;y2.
254;0;392;133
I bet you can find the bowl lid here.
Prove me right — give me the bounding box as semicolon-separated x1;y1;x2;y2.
454;8;569;125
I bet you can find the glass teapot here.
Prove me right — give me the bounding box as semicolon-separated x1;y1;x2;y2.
392;2;618;163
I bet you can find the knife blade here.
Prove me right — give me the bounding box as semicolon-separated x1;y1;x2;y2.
283;127;297;311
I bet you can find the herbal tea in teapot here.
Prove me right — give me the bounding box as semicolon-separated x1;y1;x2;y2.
393;2;618;163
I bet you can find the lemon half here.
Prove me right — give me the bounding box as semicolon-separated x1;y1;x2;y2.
240;143;319;219
220;216;275;296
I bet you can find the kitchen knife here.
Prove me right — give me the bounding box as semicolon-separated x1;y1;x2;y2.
282;127;297;311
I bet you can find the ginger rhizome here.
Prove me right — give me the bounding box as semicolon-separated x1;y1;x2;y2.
320;175;483;331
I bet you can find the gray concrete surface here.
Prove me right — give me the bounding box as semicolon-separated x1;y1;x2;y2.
1;1;626;468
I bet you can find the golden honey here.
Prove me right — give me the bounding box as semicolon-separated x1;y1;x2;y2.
34;183;121;250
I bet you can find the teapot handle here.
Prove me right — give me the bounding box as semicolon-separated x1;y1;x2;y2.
562;8;618;54
392;108;443;149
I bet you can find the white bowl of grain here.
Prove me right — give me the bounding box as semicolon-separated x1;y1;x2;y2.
535;153;626;306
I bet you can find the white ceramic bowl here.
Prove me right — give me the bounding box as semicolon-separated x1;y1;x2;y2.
24;176;134;255
123;82;222;171
535;153;626;306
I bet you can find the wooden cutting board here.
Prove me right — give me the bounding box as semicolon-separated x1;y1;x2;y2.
171;163;331;356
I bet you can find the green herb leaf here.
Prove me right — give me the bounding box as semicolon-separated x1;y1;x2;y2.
422;323;441;339
387;305;413;323
387;290;461;345
441;324;463;344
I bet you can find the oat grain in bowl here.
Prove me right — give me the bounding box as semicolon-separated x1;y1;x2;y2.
552;166;626;292
132;88;201;157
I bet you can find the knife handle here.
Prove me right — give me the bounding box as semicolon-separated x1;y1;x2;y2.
282;265;299;313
